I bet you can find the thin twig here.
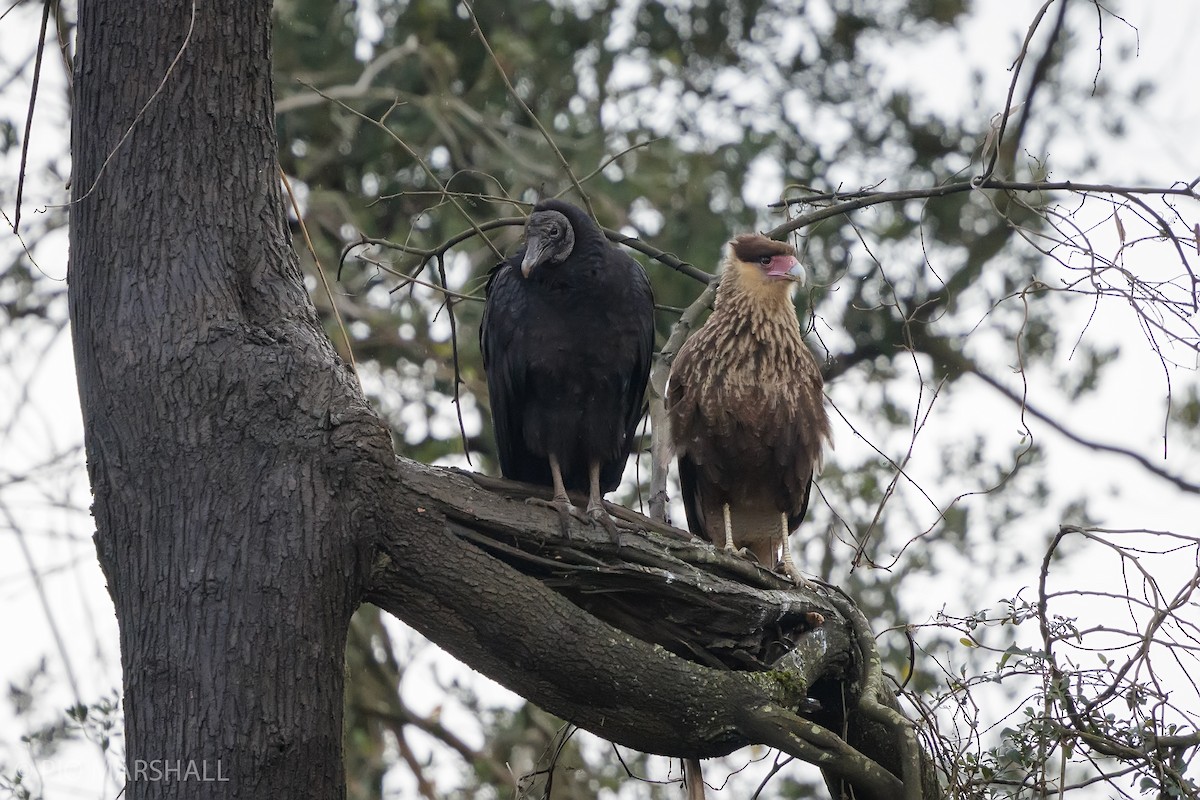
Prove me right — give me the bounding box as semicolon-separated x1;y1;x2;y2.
12;0;50;233
648;278;718;523
567;137;662;189
977;0;1058;183
303;81;506;263
280;167;359;379
346;216;713;284
460;0;596;219
1006;0;1069;177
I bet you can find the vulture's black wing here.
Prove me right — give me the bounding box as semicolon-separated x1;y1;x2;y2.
599;253;656;489
480;257;548;485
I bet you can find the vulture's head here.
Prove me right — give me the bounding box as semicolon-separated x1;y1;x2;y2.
726;234;806;291
520;210;576;278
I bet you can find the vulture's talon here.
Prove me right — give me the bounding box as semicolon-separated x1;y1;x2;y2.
586;503;621;544
525;496;586;538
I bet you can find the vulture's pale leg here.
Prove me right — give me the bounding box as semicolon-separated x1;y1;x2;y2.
525;453;583;536
721;504;736;553
548;453;570;504
778;513;812;588
585;462;620;542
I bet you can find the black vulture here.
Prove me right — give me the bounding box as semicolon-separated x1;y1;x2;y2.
667;234;831;585
481;199;655;535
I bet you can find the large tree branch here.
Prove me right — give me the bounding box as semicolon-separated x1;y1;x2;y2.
353;447;938;799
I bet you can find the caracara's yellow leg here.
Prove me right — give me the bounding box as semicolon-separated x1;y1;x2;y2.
778;513;811;588
721;504;736;553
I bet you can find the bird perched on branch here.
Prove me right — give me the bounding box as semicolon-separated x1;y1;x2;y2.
481;199;655;537
667;234;831;585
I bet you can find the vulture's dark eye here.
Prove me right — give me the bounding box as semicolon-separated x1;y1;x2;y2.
758;256;772;266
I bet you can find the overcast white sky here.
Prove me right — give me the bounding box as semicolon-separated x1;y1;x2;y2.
1;1;1198;798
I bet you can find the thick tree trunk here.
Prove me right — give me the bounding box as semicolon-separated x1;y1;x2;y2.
68;3;936;799
70;1;368;797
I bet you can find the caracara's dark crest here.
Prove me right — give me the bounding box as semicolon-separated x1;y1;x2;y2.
480;199;655;536
667;233;831;585
729;234;795;263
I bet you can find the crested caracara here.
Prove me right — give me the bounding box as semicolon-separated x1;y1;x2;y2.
667;233;831;584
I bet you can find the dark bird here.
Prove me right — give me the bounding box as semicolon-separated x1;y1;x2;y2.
481;199;655;536
667;234;831;585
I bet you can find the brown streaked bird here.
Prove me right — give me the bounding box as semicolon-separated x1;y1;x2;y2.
667;234;831;585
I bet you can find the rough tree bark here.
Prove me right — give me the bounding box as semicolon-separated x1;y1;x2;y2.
70;1;371;796
68;2;937;799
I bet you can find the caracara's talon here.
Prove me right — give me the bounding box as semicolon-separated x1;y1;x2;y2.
720;544;748;563
719;543;757;562
781;562;816;591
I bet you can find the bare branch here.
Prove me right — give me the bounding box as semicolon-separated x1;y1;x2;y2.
987;0;1069;183
648;279;719;523
460;0;596;220
12;0;50;233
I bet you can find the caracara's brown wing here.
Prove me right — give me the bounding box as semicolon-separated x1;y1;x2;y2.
667;334;729;543
676;452;709;542
788;478;814;533
780;352;828;528
669;327;828;538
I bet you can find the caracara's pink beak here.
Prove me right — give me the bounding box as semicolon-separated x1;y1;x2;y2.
766;255;807;285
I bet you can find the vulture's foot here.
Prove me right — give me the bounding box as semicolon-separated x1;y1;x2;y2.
585;501;621;543
525;495;586;539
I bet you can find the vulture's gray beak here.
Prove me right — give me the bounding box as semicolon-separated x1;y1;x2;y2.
521;237;549;278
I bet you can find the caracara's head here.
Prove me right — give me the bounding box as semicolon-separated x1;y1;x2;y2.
520;209;576;277
725;234;806;290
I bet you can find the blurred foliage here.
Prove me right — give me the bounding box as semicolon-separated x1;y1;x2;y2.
268;0;1093;793
4;0;1197;797
0;661;122;800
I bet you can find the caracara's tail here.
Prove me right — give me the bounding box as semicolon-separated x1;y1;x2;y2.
684;758;707;800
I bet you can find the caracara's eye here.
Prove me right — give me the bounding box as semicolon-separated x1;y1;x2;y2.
758;256;772;266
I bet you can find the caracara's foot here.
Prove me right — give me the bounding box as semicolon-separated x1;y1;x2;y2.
721;544;757;562
525;495;586;538
585;501;621;543
779;560;817;591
